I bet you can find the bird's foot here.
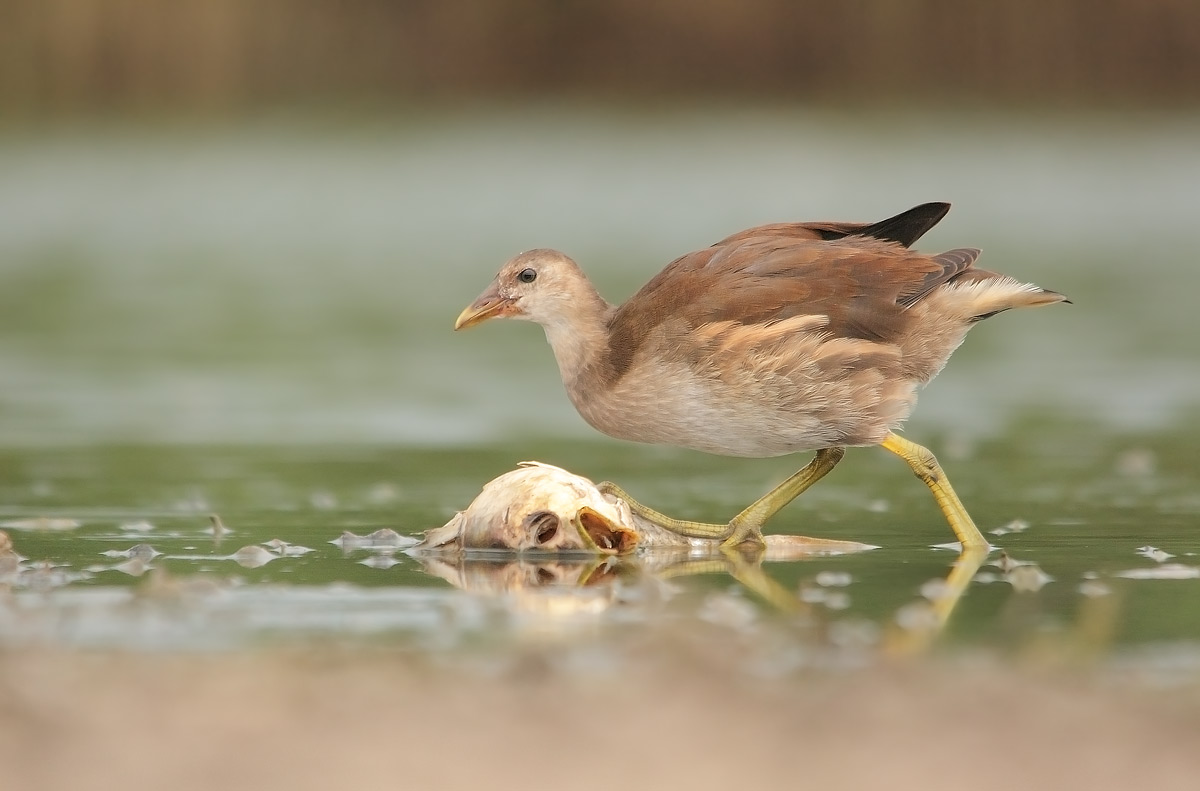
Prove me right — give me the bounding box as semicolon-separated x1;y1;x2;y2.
719;519;766;551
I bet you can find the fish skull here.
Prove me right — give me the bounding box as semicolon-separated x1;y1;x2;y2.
415;462;638;555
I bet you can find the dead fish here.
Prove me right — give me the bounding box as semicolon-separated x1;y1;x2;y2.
413;462;876;558
414;462;639;555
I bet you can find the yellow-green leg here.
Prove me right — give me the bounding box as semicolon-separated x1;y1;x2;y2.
598;447;845;548
879;432;989;550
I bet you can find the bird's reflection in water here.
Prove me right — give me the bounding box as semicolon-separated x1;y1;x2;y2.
883;546;988;656
409;543;991;654
412;554;651;628
408;461;994;649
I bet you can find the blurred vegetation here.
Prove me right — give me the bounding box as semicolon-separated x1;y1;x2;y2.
3;0;1199;115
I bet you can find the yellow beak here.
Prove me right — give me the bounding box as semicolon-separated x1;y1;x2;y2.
454;283;516;330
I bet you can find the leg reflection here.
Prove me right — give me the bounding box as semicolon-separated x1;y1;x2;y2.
886;545;990;656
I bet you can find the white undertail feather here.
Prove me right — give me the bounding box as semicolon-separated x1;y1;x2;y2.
894;275;1066;387
935;276;1066;321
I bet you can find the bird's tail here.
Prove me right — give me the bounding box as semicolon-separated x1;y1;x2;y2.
945;269;1070;321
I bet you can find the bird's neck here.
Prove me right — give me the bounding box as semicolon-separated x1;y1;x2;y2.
540;287;614;390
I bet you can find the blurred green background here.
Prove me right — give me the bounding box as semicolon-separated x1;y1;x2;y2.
2;0;1199;447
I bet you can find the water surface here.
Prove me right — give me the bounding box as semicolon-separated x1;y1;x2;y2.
1;110;1198;672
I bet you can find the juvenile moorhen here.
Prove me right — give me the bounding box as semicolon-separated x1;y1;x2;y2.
455;203;1067;549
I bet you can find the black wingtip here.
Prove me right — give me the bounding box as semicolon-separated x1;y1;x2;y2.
855;202;952;248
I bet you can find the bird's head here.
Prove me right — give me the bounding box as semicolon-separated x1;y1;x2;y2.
454;249;586;331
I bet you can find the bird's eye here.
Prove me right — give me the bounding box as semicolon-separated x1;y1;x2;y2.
517;268;537;284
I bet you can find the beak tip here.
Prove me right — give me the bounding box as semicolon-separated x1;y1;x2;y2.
455;294;512;331
453;307;482;331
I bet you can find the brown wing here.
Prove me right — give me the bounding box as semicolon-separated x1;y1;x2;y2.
605;233;979;380
713;202;950;249
898;246;979;307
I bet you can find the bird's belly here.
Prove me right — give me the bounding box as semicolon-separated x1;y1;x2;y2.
593;399;833;457
571;365;919;458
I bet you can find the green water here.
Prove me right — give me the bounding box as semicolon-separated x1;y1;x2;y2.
1;109;1198;667
2;432;1197;653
